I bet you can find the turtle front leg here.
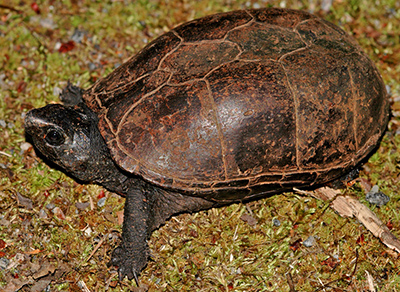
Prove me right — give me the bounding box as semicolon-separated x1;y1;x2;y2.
110;184;151;281
110;179;217;281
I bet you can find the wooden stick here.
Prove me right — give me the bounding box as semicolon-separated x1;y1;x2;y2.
294;186;400;253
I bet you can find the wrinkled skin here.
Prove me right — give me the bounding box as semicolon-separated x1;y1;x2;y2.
25;85;216;280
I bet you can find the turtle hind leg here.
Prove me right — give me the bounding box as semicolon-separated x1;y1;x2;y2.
329;167;360;189
59;81;84;106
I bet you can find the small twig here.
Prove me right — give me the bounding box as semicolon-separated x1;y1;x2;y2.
105;271;119;290
365;270;376;292
83;234;106;263
0;4;23;13
0;150;12;157
293;187;314;196
89;195;95;211
316;277;327;292
286;272;297;292
349;248;359;281
245;203;254;216
77;280;91;292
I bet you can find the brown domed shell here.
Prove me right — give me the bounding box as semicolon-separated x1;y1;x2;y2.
83;8;389;201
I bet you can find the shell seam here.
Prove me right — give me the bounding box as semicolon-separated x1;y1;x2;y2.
103;108;117;136
104;73;151;95
347;64;358;152
113;74;174;165
278;60;301;170
143;153;362;193
158;30;183;70
204;79;229;180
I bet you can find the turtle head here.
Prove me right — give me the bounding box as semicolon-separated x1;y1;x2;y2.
25;103;111;183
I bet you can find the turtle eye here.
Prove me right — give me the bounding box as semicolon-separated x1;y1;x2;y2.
45;129;65;146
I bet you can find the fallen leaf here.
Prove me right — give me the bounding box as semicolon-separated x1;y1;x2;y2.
321;257;341;269
98;189;105;199
117;210;124;225
52;207;66;220
25;249;42;255
16;193;33;210
289;239;302;251
32;263;56;279
240;213;258;227
356;234;365;246
58;41;75;53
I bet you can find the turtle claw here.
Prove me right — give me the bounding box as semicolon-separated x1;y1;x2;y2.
110;245;148;284
117;266;139;286
133;271;139;287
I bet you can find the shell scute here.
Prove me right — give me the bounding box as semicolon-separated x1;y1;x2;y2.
173;10;252;42
206;60;297;178
297;18;360;56
114;81;226;183
248;7;313;28
227;22;306;60
161;41;240;83
280;48;357;169
87;31;180;109
346;53;388;148
99;70;171;134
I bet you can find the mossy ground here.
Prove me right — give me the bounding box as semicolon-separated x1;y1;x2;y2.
1;0;400;291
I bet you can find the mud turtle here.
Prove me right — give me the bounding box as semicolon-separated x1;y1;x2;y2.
25;8;389;280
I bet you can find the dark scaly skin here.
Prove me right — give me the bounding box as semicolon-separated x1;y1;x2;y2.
111;179;215;280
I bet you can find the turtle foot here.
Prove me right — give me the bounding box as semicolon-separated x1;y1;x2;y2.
110;245;149;283
60;81;84;107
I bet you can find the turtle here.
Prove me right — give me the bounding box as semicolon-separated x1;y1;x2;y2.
24;7;389;281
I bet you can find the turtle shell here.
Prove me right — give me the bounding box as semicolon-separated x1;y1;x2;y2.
83;8;389;201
